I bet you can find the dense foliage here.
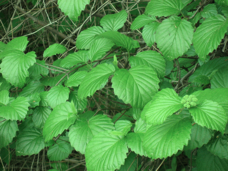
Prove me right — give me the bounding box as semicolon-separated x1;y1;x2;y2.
0;0;228;170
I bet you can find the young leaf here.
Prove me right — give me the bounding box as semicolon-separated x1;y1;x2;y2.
145;0;187;17
47;137;73;161
43;102;77;141
47;85;70;108
100;10;128;31
129;50;166;77
78;63;115;99
57;0;90;21
211;66;228;88
32;106;51;128
206;135;228;160
69;114;114;154
142;22;160;47
85;131;128;171
156;16;193;60
189;100;227;133
201;4;218;19
142;89;183;125
193;15;228;60
0;97;29;120
143;115;191;159
0;118;18;148
112;65;159;108
115;120;132;136
0;90;9;105
43;43;66;58
89;38;114;61
98;31;140;51
60;51;89;68
66;71;87;87
76;26;105;49
1;50;36;87
196;147;228;171
131;14;156;30
16;128;45;156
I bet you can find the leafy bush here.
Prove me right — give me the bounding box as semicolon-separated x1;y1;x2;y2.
0;0;228;170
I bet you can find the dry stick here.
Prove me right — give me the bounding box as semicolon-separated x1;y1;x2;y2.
14;5;76;45
155;158;166;171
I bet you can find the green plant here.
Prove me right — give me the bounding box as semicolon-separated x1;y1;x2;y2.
0;0;228;171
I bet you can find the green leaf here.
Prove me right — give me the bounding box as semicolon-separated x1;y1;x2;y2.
143;115;192;159
85;131;128;171
1;50;36;87
0;118;18;148
201;4;218;19
89;38;114;61
196;146;228;171
69;90;87;112
211;66;228;88
98;31;140;51
193;15;228;60
0;90;9;105
69;114;114;154
32;107;51;128
0;36;28;59
193;88;228;116
215;0;228;6
206;135;228;160
221;6;228;17
40;74;67;87
189;100;227;133
47;137;73;161
26;92;41;108
112;65;159;108
0;97;29;120
185;124;212;151
43;102;77;141
0;77;11;91
47;85;70;108
189;57;228;83
29;60;49;78
156;16;193;60
0;41;6;53
142;89;183;125
129;50;166;77
145;0;187;17
78;63;115;99
127;132;148;156
131;14;156;30
65;71;87;87
60;51;89;68
100;10;127;31
40;91;49;107
119;152;137;171
43;43;66;58
115;120;132;136
57;0;90;21
19;81;44;97
16;128;45;156
76;26;105;49
142;22;160;47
